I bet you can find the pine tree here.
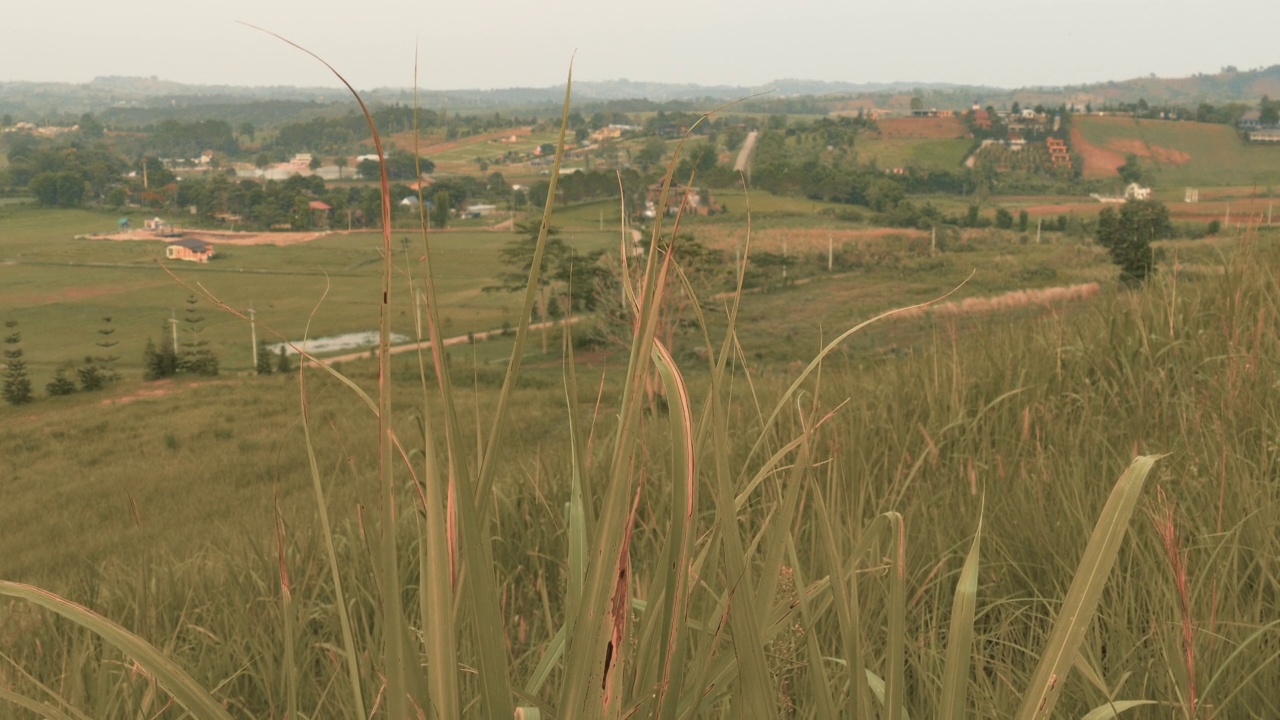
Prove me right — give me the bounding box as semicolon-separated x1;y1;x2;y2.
178;295;219;376
256;341;274;375
79;315;120;391
3;321;33;405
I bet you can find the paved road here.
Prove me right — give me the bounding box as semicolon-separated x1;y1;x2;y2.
733;130;759;173
306;316;582;366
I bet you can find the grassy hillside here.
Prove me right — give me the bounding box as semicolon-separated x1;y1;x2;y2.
1074;115;1280;186
4;195;1279;717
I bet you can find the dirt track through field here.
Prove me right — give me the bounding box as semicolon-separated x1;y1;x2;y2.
304;317;581;366
86;229;332;246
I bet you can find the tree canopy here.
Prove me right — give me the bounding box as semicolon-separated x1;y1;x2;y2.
1095;199;1171;285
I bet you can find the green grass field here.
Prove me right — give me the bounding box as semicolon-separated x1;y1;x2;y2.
856;136;972;170
5;171;1280;718
1076;115;1280;187
0;205;614;375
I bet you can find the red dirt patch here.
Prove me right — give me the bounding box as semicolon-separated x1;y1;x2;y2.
101;379;208;405
872;116;968;140
1070;128;1127;178
85;229;330;246
1068;129;1192;179
697;226;930;254
1108;138;1191;166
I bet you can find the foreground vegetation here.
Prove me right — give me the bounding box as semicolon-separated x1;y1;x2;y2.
3;73;1280;719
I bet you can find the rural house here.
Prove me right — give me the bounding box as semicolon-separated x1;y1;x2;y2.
165;238;215;263
1124;183;1152;201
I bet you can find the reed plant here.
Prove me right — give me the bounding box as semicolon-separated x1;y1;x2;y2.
4;46;1280;719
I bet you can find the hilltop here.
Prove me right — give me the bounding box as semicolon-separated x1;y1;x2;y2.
3;65;1279;120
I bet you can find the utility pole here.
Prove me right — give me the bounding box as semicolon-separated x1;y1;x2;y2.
1036;218;1042;244
168;309;178;354
930;226;937;255
249;305;257;369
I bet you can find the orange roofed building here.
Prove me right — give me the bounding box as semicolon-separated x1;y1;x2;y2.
165;238;215;263
1045;137;1072;169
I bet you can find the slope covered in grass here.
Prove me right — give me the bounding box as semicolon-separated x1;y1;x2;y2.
1074;115;1280;186
4;229;1279;717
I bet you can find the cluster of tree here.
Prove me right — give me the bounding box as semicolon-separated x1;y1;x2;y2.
137;119;240;158
1258;96;1280;126
555;168;646;210
143;297;219;379
269;106;530;154
355;151;435;181
2;135;128;206
3;318;119;406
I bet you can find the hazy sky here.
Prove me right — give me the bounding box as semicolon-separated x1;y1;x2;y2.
6;0;1277;91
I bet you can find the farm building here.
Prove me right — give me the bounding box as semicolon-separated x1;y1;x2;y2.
165;238;215;263
1124;183;1152;201
1249;128;1280;143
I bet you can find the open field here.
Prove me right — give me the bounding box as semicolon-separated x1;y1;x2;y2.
4;221;1280;716
1072;115;1280;186
0;206;614;374
857;116;973;170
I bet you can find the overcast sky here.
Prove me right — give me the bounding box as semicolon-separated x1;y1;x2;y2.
5;0;1277;91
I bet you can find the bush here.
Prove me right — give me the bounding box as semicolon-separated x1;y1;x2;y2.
46;368;78;396
143;338;178;380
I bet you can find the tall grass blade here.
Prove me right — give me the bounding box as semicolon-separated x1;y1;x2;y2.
273;497;299;720
648;338;698;720
938;507;983;720
0;688;79;720
0;582;236;720
1079;700;1157;719
1014;455;1161;720
477;63;576;506
885;513;907;720
298;355;367;719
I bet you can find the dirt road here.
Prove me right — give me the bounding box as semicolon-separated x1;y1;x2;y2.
306;317;582;367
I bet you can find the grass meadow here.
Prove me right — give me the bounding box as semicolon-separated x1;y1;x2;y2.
3;88;1280;718
0;205;615;375
1075;115;1280;187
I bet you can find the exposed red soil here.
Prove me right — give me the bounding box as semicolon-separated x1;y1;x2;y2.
85;229;330;246
1069;129;1190;178
101;379;211;405
697;226;930;254
1069;128;1127;178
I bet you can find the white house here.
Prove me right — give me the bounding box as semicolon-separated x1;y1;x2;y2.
1124;183;1152;201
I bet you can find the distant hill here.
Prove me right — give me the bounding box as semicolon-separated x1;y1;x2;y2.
2;66;1277;124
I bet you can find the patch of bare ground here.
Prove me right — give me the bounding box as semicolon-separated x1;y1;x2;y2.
83;229;332;246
